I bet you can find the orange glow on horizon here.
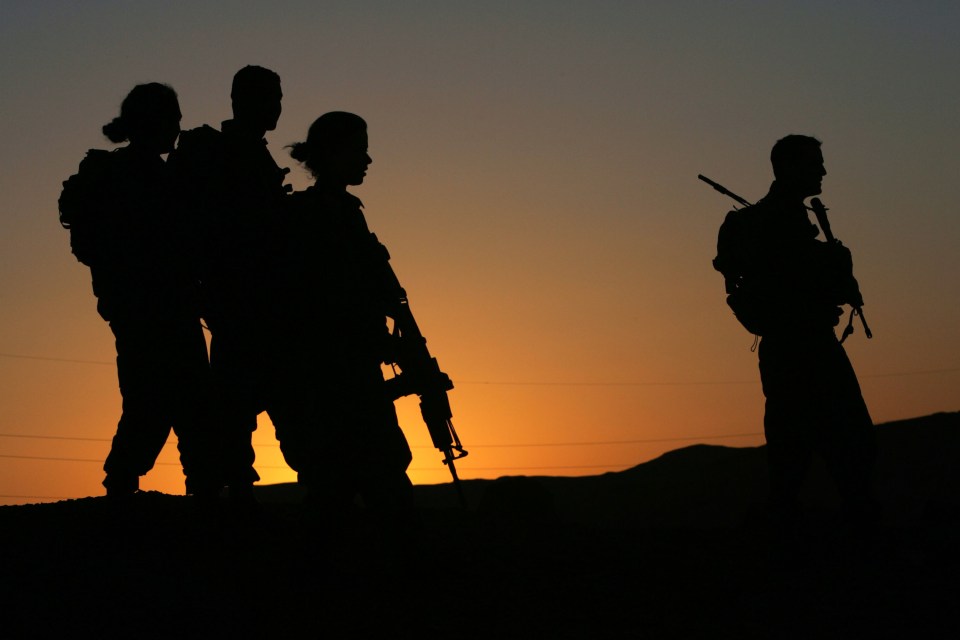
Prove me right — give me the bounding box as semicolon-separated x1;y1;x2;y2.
3;3;959;506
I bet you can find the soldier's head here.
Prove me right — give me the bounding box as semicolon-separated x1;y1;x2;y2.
289;112;371;189
102;83;181;154
771;134;826;198
231;65;282;133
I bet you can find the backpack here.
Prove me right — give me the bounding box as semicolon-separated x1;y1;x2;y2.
58;149;114;266
713;207;769;336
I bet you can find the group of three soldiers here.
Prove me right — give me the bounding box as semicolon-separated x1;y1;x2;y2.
60;66;413;515
61;64;877;526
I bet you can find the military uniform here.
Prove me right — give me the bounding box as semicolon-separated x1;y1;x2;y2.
60;146;216;495
267;186;413;512
715;181;876;518
168;120;289;490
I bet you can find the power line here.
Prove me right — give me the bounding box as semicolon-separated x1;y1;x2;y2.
0;352;114;366
0;454;296;471
449;464;635;471
1;431;766;470
3;351;957;384
0;350;760;385
861;366;960;379
456;379;757;387
461;433;761;448
456;365;960;386
0;428;766;468
0;430;763;448
0;454;103;463
0;433;112;443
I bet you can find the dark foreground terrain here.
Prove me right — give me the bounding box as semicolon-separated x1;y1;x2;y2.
3;413;960;639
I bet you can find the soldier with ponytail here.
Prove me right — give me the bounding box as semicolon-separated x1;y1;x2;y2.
59;83;217;499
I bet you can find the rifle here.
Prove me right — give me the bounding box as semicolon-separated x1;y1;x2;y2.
698;174;752;209
372;234;469;505
808;198;872;341
699;174;872;342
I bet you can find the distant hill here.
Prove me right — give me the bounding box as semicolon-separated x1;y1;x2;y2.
258;411;960;528
2;412;958;638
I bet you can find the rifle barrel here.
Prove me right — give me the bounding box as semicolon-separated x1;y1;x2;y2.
698;174;752;208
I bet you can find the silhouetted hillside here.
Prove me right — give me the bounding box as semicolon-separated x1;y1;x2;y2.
466;411;960;528
2;413;958;638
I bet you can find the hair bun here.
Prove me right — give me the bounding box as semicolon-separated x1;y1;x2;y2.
289;140;311;163
102;116;129;144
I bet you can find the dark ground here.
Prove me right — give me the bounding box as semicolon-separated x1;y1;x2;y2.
2;412;959;639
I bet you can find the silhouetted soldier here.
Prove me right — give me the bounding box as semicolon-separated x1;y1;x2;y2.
713;135;877;527
167;66;288;503
59;83;217;498
268;112;413;517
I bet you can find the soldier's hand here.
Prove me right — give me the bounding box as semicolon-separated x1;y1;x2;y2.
824;241;853;271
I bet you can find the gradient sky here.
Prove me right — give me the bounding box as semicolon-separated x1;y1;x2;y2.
1;1;958;504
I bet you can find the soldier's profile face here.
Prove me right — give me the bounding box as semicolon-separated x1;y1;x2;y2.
259;83;283;131
132;103;181;155
338;131;371;186
234;81;282;131
159;107;183;154
790;147;826;198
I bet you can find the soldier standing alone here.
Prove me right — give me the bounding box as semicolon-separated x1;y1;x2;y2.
713;135;877;527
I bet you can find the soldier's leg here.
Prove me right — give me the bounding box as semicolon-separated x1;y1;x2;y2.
103;321;175;496
759;338;815;513
764;401;814;512
267;382;315;483
209;331;261;494
355;374;414;514
818;343;878;521
265;370;359;518
165;319;220;497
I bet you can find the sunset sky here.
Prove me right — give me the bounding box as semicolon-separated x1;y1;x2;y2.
1;1;958;505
